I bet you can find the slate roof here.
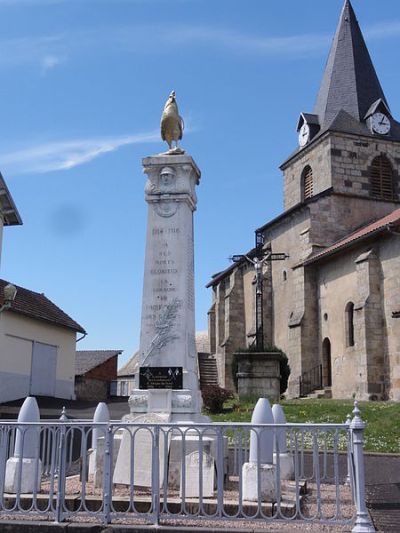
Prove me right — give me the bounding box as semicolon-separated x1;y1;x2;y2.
282;0;400;169
303;208;400;265
75;350;122;376
314;0;388;128
0;279;86;334
0;174;22;226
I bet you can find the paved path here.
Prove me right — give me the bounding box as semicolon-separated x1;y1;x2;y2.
361;454;400;531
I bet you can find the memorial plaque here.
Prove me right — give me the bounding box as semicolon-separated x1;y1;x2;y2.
139;366;183;390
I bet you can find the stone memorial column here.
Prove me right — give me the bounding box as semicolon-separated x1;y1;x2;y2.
128;153;203;422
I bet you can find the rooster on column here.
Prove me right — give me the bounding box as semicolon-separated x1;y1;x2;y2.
160;90;184;152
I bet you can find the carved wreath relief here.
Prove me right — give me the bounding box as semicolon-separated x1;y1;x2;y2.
141;297;182;366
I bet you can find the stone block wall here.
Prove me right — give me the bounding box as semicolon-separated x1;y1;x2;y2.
75;376;108;401
380;236;400;400
315;236;400;401
330;133;400;199
282;131;400;214
236;352;281;402
223;269;246;391
282;135;332;210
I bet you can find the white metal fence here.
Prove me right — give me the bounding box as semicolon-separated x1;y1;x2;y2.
0;402;374;532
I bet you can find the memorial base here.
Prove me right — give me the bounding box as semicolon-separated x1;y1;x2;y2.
4;457;42;494
273;452;294;480
128;388;208;422
242;462;276;502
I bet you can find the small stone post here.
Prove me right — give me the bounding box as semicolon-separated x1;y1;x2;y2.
272;404;294;480
4;396;42;493
89;402;110;476
350;401;375;533
242;397;276;501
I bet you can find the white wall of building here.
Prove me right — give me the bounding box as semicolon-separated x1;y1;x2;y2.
0;312;77;403
0;213;4;268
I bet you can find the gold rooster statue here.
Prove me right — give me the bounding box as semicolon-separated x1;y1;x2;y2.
160;91;184;152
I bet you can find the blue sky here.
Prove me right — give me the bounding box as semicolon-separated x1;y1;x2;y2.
1;0;399;367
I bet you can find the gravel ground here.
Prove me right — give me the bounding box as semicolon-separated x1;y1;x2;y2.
0;474;355;532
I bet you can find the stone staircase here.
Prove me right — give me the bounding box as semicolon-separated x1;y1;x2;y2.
198;352;219;389
301;387;332;400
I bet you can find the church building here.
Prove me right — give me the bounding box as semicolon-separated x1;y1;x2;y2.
207;0;400;401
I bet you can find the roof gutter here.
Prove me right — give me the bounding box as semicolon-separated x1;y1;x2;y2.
76;332;87;343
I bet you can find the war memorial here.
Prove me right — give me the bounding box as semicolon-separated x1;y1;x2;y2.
0;86;375;532
0;1;392;531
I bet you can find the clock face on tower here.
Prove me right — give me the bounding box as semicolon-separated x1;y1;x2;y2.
298;123;310;147
370;112;391;135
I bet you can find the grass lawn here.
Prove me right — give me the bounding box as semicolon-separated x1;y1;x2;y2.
210;398;400;454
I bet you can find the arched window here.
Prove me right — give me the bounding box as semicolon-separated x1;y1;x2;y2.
345;302;355;347
302;165;313;200
370;155;393;200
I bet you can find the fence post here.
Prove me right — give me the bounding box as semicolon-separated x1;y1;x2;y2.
152;425;160;526
55;424;66;523
345;414;352;488
102;425;113;524
350;401;375;533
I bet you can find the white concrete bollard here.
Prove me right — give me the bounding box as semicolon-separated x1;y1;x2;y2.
89;402;110;476
272;403;294;480
5;396;42;494
242;397;276;502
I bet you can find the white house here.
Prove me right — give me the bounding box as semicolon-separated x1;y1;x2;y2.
0;280;86;403
0;172;86;403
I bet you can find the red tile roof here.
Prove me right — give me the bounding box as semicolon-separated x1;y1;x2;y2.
304;208;400;265
0;279;86;334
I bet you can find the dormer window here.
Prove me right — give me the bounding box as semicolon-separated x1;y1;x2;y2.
370;155;394;200
365;98;391;136
297;113;320;148
302;165;313;200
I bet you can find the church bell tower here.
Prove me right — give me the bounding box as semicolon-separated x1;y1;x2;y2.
281;0;400;245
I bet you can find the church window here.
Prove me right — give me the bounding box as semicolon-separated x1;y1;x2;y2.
370;155;394;200
345;302;355;347
302;165;313;200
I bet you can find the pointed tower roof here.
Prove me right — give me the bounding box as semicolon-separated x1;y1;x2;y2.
314;0;388;129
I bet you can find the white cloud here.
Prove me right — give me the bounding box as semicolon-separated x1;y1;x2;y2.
0;131;159;175
1;17;400;73
0;34;65;69
365;21;400;40
0;0;63;5
41;54;62;73
158;26;330;56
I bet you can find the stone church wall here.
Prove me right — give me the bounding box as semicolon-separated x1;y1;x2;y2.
330;133;400;199
315;233;400;401
317;251;360;399
282;135;332;211
379;235;400;400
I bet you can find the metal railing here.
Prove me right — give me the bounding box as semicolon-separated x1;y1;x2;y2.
299;364;323;397
0;405;374;532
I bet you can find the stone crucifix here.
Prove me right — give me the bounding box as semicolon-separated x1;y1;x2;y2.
244;253;271;350
231;250;288;350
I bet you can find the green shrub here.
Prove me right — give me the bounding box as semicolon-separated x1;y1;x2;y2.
202;385;234;414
